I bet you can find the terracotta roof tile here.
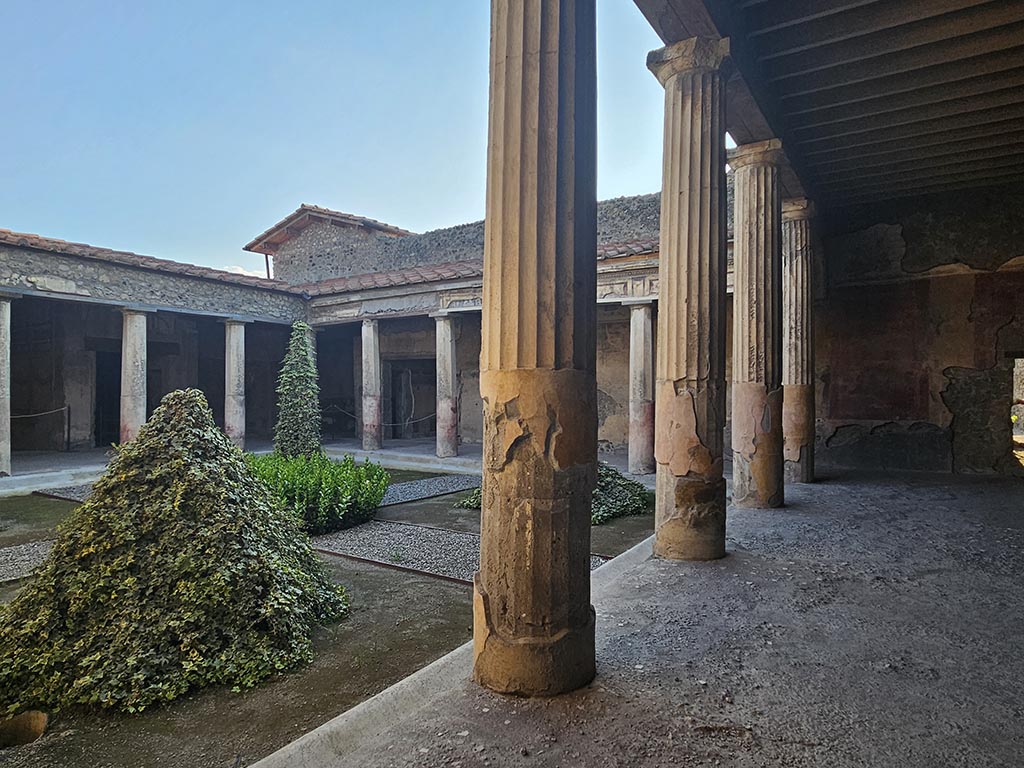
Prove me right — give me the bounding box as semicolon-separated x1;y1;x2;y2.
298;260;484;296
244;204;414;255
0;228;295;293
597;238;660;260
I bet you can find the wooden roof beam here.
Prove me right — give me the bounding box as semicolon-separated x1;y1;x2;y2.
809;129;1024;173
764;2;1024;81
754;0;994;61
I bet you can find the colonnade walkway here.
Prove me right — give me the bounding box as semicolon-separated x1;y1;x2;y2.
255;470;1024;768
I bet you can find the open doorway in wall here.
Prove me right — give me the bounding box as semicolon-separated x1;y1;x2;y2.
94;349;120;446
1012;358;1024;468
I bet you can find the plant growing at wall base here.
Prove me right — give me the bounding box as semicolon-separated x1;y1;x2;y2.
274;321;321;457
453;464;651;526
247;453;390;535
0;389;347;715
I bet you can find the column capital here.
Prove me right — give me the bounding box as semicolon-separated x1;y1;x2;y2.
0;292;19;303
361;317;378;328
783;198;816;222
647;36;730;86
429;311;452;320
728;139;785;170
621;298;654;307
119;306;153;317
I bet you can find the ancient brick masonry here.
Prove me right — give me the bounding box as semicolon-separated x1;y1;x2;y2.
473;0;598;695
648;36;730;561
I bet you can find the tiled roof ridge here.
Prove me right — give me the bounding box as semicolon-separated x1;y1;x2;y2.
0;228;294;293
296;259;485;296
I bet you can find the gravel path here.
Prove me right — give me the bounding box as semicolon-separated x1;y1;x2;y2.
381;474;480;506
39;474;482;507
316;520;607;582
0;540;53;583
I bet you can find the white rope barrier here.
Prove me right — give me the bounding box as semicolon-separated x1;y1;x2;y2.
11;405;69;420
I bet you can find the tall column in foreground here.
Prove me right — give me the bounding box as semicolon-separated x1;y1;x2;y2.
782;199;816;483
647;37;730;560
434;313;458;458
626;300;655;475
0;297;11;477
120;309;148;443
361;318;382;451
224;320;246;449
730;140;785;508
474;0;598;695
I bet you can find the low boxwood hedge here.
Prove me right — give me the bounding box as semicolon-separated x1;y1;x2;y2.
247;453;390;535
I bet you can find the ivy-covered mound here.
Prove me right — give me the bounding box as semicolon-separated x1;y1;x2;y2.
454;464;651;526
0;389;347;715
274;321;321;458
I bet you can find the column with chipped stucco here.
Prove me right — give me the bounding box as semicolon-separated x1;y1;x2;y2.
626;300;655;475
119;309;148;443
224;320;247;449
361;318;382;451
647;36;730;560
474;0;598;695
782;198;815;483
730;139;785;508
0;297;11;476
434;313;458;458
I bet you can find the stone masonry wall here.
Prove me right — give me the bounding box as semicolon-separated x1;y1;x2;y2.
0;246;306;323
818;182;1024;474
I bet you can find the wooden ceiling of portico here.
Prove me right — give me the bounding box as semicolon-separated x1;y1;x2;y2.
635;0;1024;206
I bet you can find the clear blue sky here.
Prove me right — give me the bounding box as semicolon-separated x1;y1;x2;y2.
0;1;665;274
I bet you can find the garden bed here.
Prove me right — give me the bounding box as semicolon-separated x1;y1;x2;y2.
0;554;472;768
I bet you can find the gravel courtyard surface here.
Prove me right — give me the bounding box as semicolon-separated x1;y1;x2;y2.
0;540;54;583
316;520;607;582
380;474;480;506
38;473;483;507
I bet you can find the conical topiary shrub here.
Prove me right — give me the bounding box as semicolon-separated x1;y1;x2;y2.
274;321;321;457
0;389;347;714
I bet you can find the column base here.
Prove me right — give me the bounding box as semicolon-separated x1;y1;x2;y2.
732;382;784;508
653;469;726;561
472;575;596;696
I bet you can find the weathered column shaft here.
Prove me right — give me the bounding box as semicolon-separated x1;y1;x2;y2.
361;319;382;451
119;309;148;443
474;0;598;696
730;140;785;508
627;301;655;475
782;199;816;483
0;298;11;477
224;321;246;449
647;37;730;561
435;314;458;458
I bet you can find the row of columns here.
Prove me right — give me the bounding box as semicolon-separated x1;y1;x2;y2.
359;314;461;459
471;0;818;698
119;310;247;448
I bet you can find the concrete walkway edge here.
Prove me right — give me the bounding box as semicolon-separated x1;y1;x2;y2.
249;535;656;768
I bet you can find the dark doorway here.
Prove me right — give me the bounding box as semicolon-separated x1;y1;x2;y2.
94;349;120;446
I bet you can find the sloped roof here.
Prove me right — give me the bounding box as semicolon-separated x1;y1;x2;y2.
244;204;414;256
0;228;294;293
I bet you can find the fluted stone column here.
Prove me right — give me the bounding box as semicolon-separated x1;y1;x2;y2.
224;320;246;449
647;37;730;561
474;0;598;696
730;139;785;508
361;318;382;451
434;313;458;458
0;298;11;477
626;300;654;475
119;309;148;443
783;199;816;483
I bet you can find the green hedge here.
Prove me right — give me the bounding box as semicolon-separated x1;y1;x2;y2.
453;463;650;526
247;453;390;535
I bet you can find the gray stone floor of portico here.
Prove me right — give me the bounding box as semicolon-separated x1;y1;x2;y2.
253;470;1024;768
